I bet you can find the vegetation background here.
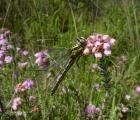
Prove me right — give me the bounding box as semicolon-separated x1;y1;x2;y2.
0;0;140;119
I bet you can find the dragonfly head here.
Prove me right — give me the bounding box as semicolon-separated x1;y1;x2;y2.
77;37;86;47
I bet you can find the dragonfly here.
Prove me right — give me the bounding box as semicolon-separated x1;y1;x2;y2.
51;37;86;95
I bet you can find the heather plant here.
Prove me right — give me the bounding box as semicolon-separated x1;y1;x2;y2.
0;0;140;120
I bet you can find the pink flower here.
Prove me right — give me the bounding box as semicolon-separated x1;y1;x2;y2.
103;43;110;49
1;45;7;51
12;97;23;111
35;52;44;58
0;34;4;40
96;34;102;41
35;50;50;69
22;50;29;56
29;96;37;103
102;35;110;42
95;52;102;59
4;30;11;37
0;50;5;61
136;86;140;93
83;48;90;55
16;47;21;52
0;50;5;54
15;83;26;93
110;38;116;45
91;47;96;54
0;108;2;113
22;79;34;89
94;41;101;47
4;56;13;63
92;64;98;69
6;44;13;50
87;43;94;48
86;36;95;44
85;104;96;114
95;108;101;113
83;33;116;60
94;84;100;91
104;49;111;56
0;39;7;45
15;79;34;93
18;62;28;69
35;57;43;66
85;103;101;117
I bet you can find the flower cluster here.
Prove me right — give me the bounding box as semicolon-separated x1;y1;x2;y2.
35;50;50;69
16;49;30;69
15;79;34;93
0;28;31;70
0;29;39;112
83;33;116;59
0;29;13;68
12;79;35;111
85;103;101;117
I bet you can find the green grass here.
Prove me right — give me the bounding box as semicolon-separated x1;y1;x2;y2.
0;0;140;119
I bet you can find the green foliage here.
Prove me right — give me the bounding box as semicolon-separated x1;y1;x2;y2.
0;0;140;119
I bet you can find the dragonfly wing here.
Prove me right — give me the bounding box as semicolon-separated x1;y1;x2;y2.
31;47;71;75
47;47;71;69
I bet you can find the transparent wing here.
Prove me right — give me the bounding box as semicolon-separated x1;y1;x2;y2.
47;47;71;69
32;45;71;73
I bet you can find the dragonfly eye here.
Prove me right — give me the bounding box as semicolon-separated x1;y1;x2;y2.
77;37;85;44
